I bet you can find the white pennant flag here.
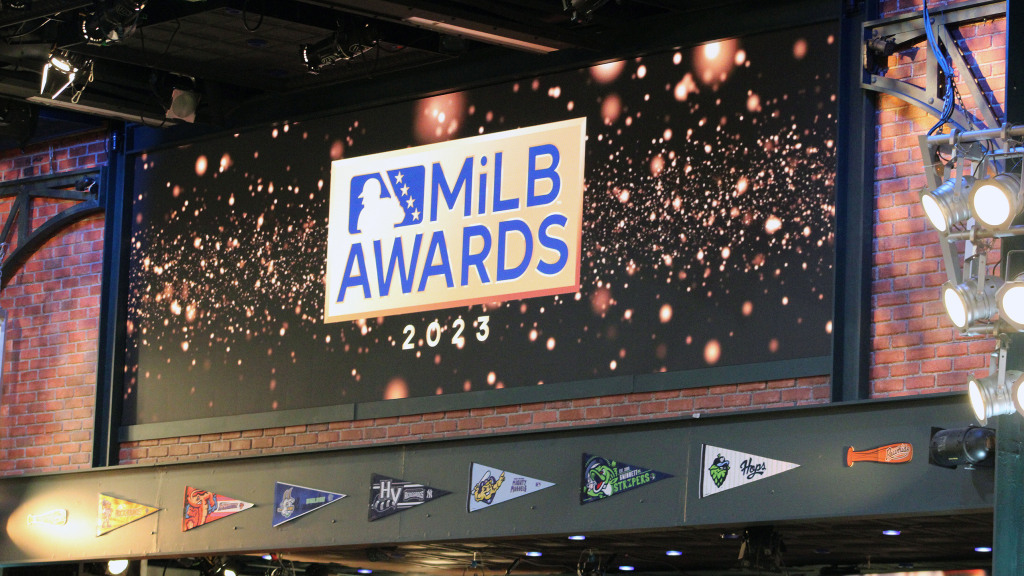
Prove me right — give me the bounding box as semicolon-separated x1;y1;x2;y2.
468;463;555;512
699;444;800;498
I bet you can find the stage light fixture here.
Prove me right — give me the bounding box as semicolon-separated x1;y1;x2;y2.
942;277;1002;330
929;426;996;468
920;177;973;232
107;560;130;576
302;24;376;74
969;172;1024;229
996;272;1024;331
82;0;146;45
968;370;1020;424
40;50;94;102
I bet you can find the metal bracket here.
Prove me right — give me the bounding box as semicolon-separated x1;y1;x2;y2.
0;168;104;290
863;0;1005;134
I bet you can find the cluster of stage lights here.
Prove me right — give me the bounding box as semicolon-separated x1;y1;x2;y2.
918;128;1024;426
921;171;1024;334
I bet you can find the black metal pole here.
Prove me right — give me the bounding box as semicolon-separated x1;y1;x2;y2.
832;0;878;401
993;0;1024;571
92;124;131;468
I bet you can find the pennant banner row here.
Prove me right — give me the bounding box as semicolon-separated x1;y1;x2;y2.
39;444;906;536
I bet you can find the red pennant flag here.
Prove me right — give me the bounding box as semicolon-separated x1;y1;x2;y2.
182;486;253;531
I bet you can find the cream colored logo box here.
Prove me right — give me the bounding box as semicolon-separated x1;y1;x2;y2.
325;118;587;323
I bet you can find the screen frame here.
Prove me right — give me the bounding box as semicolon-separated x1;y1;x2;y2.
113;8;844;443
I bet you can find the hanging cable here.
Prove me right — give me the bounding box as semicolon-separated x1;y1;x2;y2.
923;0;966;135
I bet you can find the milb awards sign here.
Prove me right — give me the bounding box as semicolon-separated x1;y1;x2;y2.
325;118;587;323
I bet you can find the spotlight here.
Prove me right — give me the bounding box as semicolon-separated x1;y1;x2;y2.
40;50;94;102
997;272;1024;331
302;23;376;74
920;177;973;232
942;277;1002;330
967;370;1020;424
82;0;146;45
969;172;1024;229
928;426;996;468
107;561;130;576
562;0;611;23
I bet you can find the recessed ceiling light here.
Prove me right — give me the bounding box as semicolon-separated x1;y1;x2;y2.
525;552;542;558
721;532;741;540
882;529;901;536
568;535;587;541
618;566;634;572
975;546;993;553
665;550;682;557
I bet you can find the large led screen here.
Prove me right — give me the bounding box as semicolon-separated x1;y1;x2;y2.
125;22;837;424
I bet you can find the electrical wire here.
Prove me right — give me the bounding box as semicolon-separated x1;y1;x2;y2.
923;0;966;135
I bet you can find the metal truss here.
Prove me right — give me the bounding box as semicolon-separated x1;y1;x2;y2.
862;0;1004;136
0;168;104;290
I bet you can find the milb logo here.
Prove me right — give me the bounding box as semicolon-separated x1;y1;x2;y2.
324;118;586;323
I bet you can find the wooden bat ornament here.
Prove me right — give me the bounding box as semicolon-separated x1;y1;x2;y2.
845;443;913;467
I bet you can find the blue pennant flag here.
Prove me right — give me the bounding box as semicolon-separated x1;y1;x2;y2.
273;482;346;527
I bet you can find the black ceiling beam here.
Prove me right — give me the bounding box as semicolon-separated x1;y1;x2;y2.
307;0;598;52
0;0;92;29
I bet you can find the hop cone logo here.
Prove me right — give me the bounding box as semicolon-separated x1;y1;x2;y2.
708;454;730;488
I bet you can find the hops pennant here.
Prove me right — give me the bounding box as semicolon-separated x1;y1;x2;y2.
699;445;800;498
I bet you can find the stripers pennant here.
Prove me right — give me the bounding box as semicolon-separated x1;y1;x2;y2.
580;453;672;504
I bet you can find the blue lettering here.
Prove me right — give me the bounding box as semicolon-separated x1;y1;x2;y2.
536;214;569;275
432;157;473;221
491;152;518;213
477;156;488;216
373;235;422;296
337;244;371;302
497;219;532;282
527;144;561;207
461;225;492;286
418;230;455;291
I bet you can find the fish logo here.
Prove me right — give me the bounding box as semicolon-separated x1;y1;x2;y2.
708;454;730;488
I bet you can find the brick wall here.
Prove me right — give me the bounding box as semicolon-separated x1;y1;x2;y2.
119;377;831;464
0;130;108;475
870;1;1006;397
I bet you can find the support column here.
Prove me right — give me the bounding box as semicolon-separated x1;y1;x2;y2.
832;0;878;401
993;1;1024;571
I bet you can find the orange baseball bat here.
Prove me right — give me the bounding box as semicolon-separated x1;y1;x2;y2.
845;443;913;467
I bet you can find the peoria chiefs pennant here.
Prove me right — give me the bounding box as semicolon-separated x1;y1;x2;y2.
182;486;253;531
468;463;554;512
98;494;160;536
700;444;800;498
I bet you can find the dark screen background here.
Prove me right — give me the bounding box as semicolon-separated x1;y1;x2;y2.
125;22;838;425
